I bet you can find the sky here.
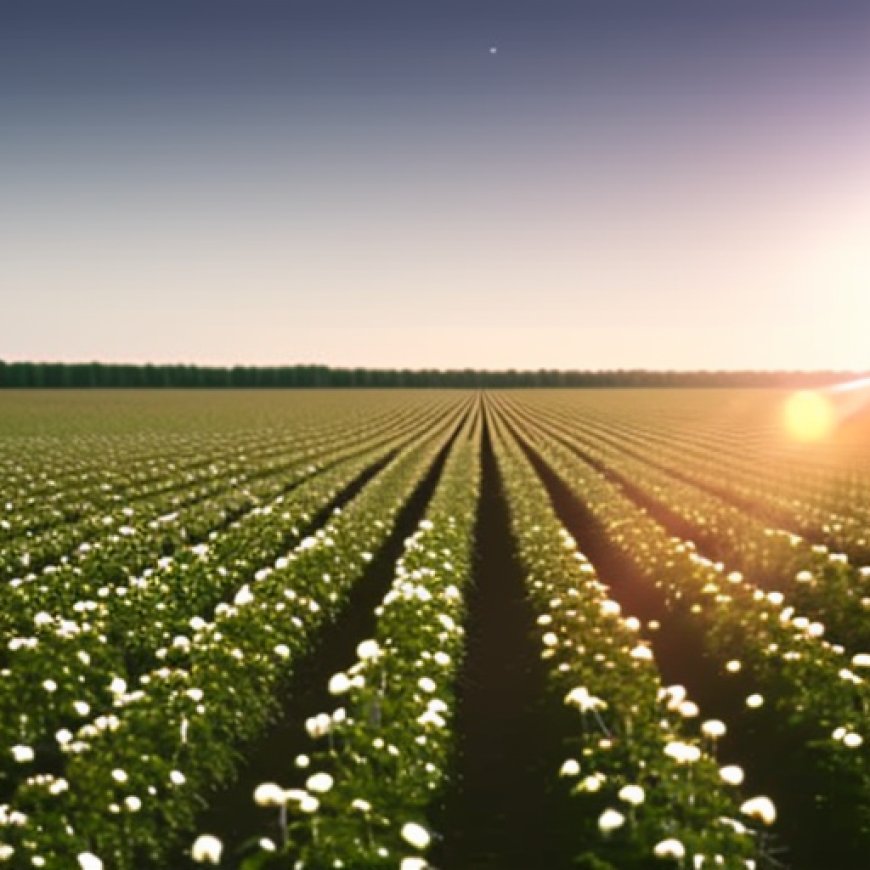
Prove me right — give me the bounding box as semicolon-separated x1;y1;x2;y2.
2;1;869;370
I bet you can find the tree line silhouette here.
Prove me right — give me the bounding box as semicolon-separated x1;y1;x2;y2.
0;361;863;389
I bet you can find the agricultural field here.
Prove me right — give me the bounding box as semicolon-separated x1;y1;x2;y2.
0;389;867;870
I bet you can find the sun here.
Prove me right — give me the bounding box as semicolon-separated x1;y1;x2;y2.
783;390;835;442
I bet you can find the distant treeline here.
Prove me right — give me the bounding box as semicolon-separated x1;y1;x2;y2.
0;361;864;389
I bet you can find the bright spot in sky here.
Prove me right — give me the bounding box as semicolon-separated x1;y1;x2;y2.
784;390;835;442
489;46;498;54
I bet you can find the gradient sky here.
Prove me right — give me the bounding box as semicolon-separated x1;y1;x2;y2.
2;1;869;369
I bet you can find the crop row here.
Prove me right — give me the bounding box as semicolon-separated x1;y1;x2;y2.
0;405;448;796
1;409;464;867
495;401;870;857
0;418;344;544
509;394;870;559
488;407;763;868
237;408;483;869
0;399;435;547
0;399;448;582
503;398;870;652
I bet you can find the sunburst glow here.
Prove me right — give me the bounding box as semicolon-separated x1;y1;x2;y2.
783;391;835;442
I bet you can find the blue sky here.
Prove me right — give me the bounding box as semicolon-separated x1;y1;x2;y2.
2;1;868;368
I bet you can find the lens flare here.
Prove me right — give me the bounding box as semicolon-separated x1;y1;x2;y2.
784;391;835;442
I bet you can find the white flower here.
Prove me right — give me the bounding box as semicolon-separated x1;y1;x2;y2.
401;859;428;870
660;684;687;709
678;701;699;718
234;585;254;607
0;810;26;828
600;599;621;617
124;795;142;812
351;798;372;813
42;679;58;693
559;759;581;777
629;644;653;662
55;729;73;746
305;713;332;739
170;770;186;786
328;673;352;695
725;660;742;673
542;632;558;647
807;621;825;638
564;686;606;713
109;677;127;695
664;741;701;764
654;838;686;859
437;614;457;632
740;796;776;825
745;693;764;709
843;732;863;749
77;854;103;870
618;784;645;806
417;710;446;729
417;677;437;694
299;795;320;813
11;745;34;763
357;639;382;660
701;719;727;739
306;772;334;794
578;773;605;792
401;822;431;850
73;700;91;717
254;782;287;807
719;765;745;786
598;808;626;833
111;769;128;784
191;834;223;864
851;653;870;668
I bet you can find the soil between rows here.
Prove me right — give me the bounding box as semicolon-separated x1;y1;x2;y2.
431;412;581;869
